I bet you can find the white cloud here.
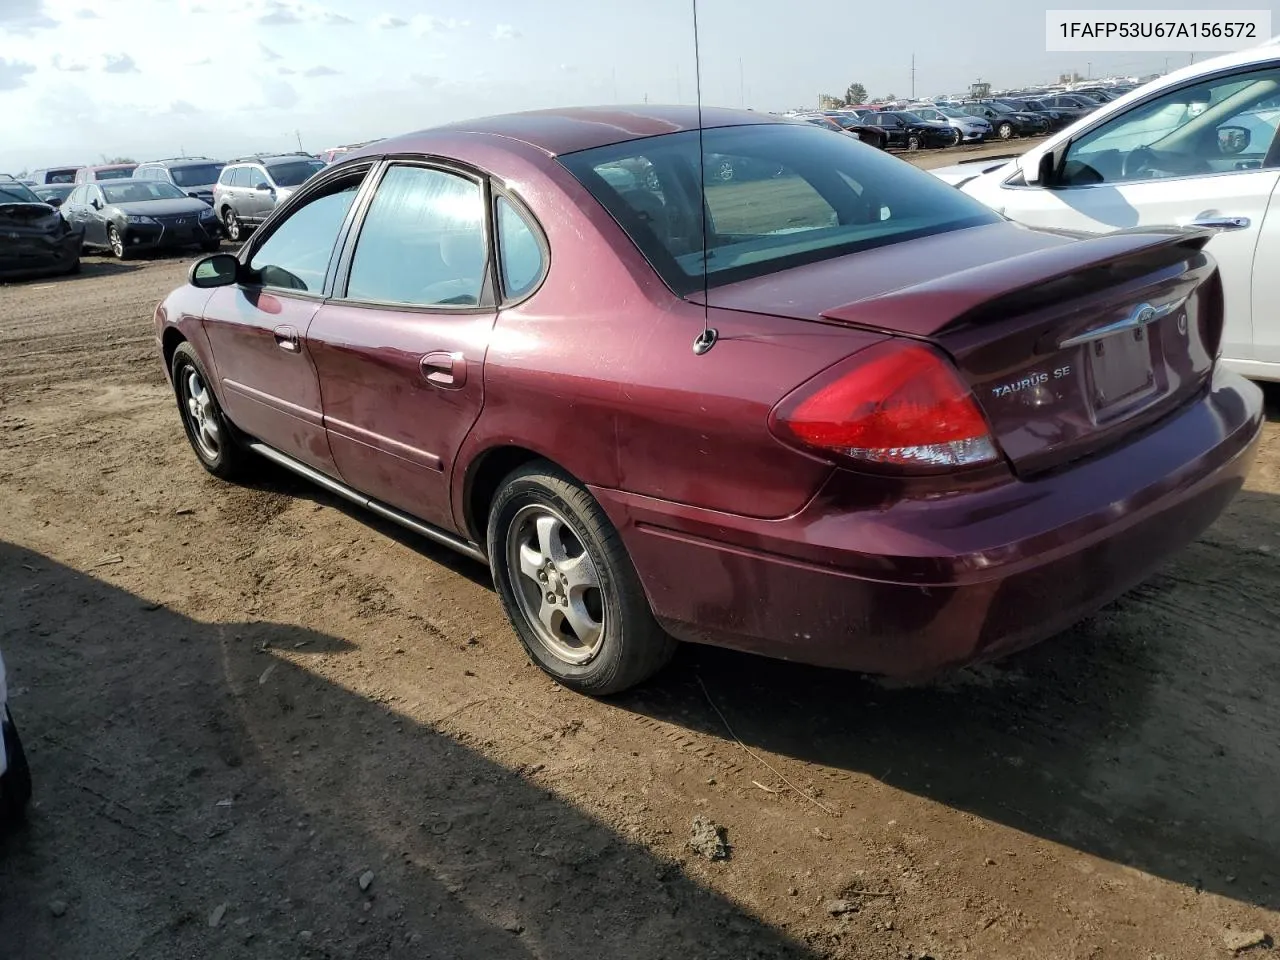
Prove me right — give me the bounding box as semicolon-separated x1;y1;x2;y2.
168;100;200;116
259;43;283;61
190;56;214;66
278;66;296;75
373;14;407;29
411;14;468;36
260;77;299;109
304;65;340;77
254;0;354;27
52;53;90;72
0;0;57;33
73;8;98;18
491;23;520;40
102;53;140;74
0;58;37;90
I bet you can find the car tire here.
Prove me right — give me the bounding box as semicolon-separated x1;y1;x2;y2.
487;462;676;696
998;121;1015;140
906;134;921;151
223;209;242;242
0;708;32;826
107;225;131;260
170;342;253;482
950;128;963;146
65;257;81;276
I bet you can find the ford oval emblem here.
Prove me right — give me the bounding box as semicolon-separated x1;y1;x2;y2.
1130;303;1157;327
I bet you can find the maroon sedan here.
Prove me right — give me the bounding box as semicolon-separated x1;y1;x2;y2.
154;106;1263;695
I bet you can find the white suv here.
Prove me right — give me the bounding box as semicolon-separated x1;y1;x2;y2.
929;40;1280;382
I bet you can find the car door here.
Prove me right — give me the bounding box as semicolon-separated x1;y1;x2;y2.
245;165;273;223
973;64;1280;370
60;185;88;233
84;185;109;247
200;165;371;474
306;161;501;533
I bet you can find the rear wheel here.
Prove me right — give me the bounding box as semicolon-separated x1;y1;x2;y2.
906;134;921;151
998;121;1015;140
487;463;675;695
0;708;31;825
171;343;252;481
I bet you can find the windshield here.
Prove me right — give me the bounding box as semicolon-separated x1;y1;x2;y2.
0;181;43;204
267;160;325;186
559;123;999;296
35;185;73;202
937;107;967;119
171;163;225;187
101;181;186;203
96;167;136;180
896;112;926;123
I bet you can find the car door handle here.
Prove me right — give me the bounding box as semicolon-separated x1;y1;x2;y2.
421;351;467;389
273;325;300;353
1186;215;1250;231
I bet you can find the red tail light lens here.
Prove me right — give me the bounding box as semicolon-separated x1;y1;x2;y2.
771;340;998;471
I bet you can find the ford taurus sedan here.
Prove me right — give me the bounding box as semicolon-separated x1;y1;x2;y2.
153;106;1263;695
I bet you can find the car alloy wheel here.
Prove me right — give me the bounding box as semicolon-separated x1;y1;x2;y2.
223;209;241;242
170;343;251;481
487;462;675;695
108;225;127;260
951;128;963;146
907;134;921;151
998;122;1015;140
505;503;607;665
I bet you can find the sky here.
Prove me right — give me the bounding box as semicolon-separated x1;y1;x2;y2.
0;0;1276;171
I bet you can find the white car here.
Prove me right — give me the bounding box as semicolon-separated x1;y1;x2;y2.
0;647;31;823
928;40;1280;382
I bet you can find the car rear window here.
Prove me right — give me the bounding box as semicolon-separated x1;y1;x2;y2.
558;123;999;295
171;164;224;187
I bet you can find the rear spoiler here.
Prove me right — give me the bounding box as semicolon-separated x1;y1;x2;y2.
818;226;1215;339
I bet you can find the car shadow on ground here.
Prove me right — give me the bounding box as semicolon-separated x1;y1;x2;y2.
0;540;815;960
612;474;1280;913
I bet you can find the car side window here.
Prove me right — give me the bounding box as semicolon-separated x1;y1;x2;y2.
231;167;249;187
247;176;363;293
218;167;234;186
495;195;544;300
1061;68;1280;185
345;165;488;307
252;167;270;188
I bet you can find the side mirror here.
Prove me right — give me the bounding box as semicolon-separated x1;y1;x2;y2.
255;182;273;192
189;252;240;289
90;198;102;210
1217;125;1251;155
1020;141;1067;187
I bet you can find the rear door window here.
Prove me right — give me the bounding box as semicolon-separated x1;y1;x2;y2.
345;164;488;307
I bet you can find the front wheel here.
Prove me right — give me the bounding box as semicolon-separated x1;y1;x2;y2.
171;342;253;481
0;708;31;825
906;134;921;151
107;224;130;260
487;463;675;695
222;209;242;242
950;128;963;147
998;121;1015;140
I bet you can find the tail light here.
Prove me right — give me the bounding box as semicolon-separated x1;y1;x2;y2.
769;340;999;472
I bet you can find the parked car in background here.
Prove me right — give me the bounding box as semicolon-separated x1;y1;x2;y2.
0;175;82;279
795;112;889;149
61;179;220;259
155;105;1260;696
1038;93;1104;114
1013;97;1087;130
910;105;992;142
32;184;75;208
213;153;326;241
929;42;1280;382
0;647;31;825
134;157;226;207
29;165;82;185
860;110;956;148
960;102;1049;139
73;163;139;183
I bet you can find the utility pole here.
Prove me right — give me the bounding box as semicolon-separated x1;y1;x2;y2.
739;57;744;108
295;129;303;151
910;52;915;100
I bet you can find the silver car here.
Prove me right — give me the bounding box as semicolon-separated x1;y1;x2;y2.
911;106;992;142
211;153;326;242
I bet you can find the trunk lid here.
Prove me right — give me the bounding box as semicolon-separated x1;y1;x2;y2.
702;223;1221;477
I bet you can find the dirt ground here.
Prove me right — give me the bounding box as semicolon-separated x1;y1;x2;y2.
1;187;1278;960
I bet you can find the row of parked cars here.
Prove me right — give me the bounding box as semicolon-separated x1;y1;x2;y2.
787;84;1135;151
1;153;331;279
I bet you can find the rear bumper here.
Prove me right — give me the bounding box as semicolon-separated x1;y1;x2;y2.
0;231;79;279
593;368;1263;678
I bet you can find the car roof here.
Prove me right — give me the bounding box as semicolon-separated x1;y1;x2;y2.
354;105;779;160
